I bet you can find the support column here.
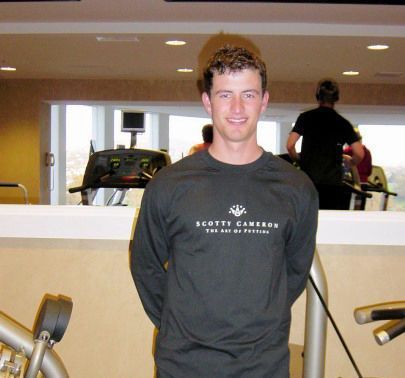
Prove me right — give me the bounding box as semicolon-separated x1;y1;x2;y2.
91;106;115;205
151;113;170;151
50;105;66;205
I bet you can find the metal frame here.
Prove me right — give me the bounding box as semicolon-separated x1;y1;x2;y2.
303;249;328;378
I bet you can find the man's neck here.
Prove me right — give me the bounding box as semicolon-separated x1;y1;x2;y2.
319;102;334;109
208;141;263;165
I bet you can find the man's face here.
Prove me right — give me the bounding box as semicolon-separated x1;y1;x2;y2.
202;68;269;145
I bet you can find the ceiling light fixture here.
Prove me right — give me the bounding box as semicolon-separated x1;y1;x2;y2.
176;68;193;73
96;35;139;42
0;66;16;71
375;71;403;78
165;40;186;46
367;44;389;50
342;70;359;76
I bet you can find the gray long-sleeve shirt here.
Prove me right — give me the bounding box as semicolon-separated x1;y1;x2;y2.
131;150;318;378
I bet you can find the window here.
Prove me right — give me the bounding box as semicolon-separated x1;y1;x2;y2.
50;105;405;211
358;125;405;211
257;120;278;153
169;116;212;161
66;105;93;205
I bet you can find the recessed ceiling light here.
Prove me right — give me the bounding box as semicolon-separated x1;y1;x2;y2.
176;68;193;73
367;44;389;51
0;66;16;71
375;71;403;78
96;35;139;42
166;40;186;46
342;70;359;76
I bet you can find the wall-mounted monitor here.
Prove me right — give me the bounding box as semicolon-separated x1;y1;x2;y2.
121;111;145;133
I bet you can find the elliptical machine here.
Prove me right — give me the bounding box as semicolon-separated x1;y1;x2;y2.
354;301;405;346
0;294;73;377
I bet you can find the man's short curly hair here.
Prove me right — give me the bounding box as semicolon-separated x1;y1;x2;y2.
202;45;267;96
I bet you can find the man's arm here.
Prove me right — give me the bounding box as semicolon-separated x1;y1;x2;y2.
285;182;319;305
343;141;364;168
349;141;365;165
286;131;302;163
130;182;169;329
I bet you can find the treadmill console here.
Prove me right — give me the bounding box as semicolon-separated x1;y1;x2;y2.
69;148;171;194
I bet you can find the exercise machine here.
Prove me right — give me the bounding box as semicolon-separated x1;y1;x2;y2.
0;183;29;205
361;165;397;211
342;165;372;210
303;250;405;378
303;250;328;378
304;249;368;378
278;153;371;210
0;294;72;377
68;148;171;205
354;301;405;346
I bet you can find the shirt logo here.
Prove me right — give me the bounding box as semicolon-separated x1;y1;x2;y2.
195;204;279;235
229;204;246;217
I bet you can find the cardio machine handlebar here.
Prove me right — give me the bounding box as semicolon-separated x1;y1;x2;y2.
354;301;405;345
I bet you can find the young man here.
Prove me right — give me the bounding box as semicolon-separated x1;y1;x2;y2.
131;45;318;377
286;78;364;209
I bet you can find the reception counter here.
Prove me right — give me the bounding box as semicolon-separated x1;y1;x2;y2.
0;205;404;377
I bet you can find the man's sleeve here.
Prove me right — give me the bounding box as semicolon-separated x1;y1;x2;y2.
291;113;305;135
344;121;360;145
130;180;170;329
285;181;319;305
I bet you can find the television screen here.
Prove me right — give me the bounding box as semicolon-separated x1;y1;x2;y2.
121;111;145;132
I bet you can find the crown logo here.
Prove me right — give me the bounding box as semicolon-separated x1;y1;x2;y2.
229;204;246;217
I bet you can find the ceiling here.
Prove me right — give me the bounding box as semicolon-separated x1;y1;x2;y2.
1;0;405;123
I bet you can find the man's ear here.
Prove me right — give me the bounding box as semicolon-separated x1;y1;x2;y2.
260;90;270;114
202;92;212;116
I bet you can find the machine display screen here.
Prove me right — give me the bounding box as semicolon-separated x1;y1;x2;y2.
75;148;170;190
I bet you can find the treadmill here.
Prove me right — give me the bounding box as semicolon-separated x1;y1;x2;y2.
360;165;397;210
69;148;171;205
278;153;371;210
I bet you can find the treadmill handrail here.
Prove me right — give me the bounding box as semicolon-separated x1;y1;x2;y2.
0;182;20;187
343;181;372;198
68;184;91;193
364;181;398;197
68;170;115;193
0;182;29;204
